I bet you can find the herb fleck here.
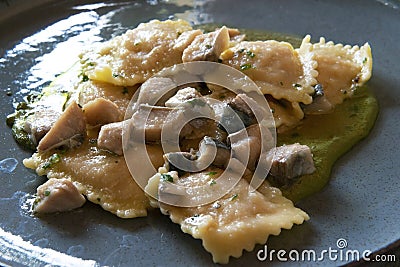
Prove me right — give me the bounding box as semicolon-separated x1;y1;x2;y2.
238;48;245;53
42;162;51;170
209;180;217;186
240;63;253;70
293;83;302;88
50;153;61;163
122;87;129;95
246;50;255;58
207;171;217;176
112;73;119;78
42;153;61;170
81;74;89;82
44;190;51;197
161;173;174;183
363;57;368;64
205;44;212;49
230;193;238;201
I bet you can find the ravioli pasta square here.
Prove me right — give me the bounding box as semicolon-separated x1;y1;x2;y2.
81;19;196;86
146;170;309;264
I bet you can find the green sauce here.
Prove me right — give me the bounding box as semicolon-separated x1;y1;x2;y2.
277;88;378;202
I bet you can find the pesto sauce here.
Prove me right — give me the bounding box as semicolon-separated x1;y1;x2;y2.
277;88;378;202
198;24;379;202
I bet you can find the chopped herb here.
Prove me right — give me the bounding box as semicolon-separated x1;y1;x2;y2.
42;153;61;170
270;108;275;113
42;162;52;170
122;87;129;95
44;190;51;197
81;74;89;82
161;173;174;183
219;94;226;100
240;63;253;70
177;31;182;37
246;50;255;58
363;57;368;64
230;193;238;201
207;171;217;176
88;62;95;66
50;153;61;164
293;83;302;88
209;179;217;186
205;44;212;49
238;48;245;53
217;58;222;63
112;73;119;78
279;81;284;86
97;197;101;202
134;42;141;46
6;91;12;96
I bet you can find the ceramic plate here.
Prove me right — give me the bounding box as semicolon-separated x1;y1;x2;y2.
0;0;399;266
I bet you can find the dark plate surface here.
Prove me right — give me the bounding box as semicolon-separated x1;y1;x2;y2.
0;0;399;266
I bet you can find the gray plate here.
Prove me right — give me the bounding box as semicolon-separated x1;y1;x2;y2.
0;0;399;266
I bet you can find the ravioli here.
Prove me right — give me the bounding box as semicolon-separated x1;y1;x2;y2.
221;40;318;130
80;19;197;86
221;40;317;104
146;169;309;264
298;35;372;112
23;134;165;218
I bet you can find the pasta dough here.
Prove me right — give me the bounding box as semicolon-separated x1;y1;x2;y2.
298;35;372;111
24;134;164;218
221;40;318;130
146;169;309;264
80;19;198;86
